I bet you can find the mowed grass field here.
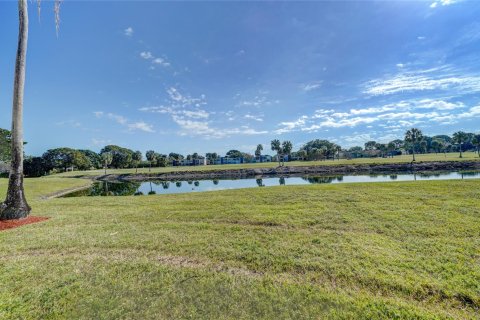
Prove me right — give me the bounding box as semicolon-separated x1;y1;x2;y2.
0;177;479;319
56;151;480;177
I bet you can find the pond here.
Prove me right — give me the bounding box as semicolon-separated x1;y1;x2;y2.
63;170;480;197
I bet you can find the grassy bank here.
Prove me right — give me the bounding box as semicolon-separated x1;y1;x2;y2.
0;177;479;319
56;151;480;177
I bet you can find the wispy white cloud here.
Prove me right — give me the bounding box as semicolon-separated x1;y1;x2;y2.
139;51;170;68
124;27;134;37
93;111;104;118
107;113;128;125
94;111;155;133
244;114;264;122
430;0;462;8
274;98;478;133
235;49;245;56
172;115;267;139
152;58;170;67
139;88;266;138
237;94;280;108
140;51;153;60
364;67;480;96
300;81;322;92
416;99;465;110
275;116;308;134
127;121;155;133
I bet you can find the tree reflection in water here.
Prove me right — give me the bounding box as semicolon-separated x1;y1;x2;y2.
301;176;337;184
86;181;142;196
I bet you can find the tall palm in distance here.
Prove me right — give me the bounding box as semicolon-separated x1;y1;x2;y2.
255;144;263;160
404;128;423;162
271;139;282;166
452;131;468;158
101;152;113;175
472;134;480;158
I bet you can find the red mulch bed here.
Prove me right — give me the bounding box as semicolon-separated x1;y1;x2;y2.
0;216;49;232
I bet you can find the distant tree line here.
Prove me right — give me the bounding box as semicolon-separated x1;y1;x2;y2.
0;127;478;177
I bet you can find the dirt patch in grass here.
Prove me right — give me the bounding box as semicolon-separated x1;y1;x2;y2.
0;216;49;232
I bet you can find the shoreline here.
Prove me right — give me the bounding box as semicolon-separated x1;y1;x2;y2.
96;160;480;182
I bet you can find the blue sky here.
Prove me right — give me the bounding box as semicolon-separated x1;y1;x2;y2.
1;0;480;156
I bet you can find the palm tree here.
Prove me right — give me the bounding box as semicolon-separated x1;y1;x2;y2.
146;150;156;172
271;139;282;166
472;134;480;158
132;151;142;173
281;141;292;165
404;128;423;162
1;0;31;220
334;144;342;160
1;0;62;220
255;144;263;161
452;131;468;158
101;152;113;175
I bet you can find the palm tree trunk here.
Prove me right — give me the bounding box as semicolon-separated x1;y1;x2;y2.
1;0;30;220
459;144;463;158
412;148;416;162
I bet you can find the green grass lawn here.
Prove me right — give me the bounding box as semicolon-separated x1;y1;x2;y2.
0;177;479;319
56;151;480;177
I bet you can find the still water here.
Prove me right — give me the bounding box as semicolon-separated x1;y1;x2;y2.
64;171;480;197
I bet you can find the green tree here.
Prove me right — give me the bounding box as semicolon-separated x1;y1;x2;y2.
347;146;363;159
333;144;342;160
23;156;47;177
452;131;468;158
226;150;243;158
100;145;134;169
472;134;480;157
146;150;156;172
255;144;263;158
297;149;307;161
168;153;184;161
132;151;142;173
155;153;168;167
78;149;102;169
42;148;90;172
271;139;282;166
282;141;293;164
300;139;337;160
101;152;113;175
404;128;423;161
206;153;218;162
364;141;377;151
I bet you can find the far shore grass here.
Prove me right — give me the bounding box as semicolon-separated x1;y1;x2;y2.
55;151;480;177
0;176;479;319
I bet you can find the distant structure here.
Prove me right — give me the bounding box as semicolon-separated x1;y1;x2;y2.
172;157;207;166
172;154;274;166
